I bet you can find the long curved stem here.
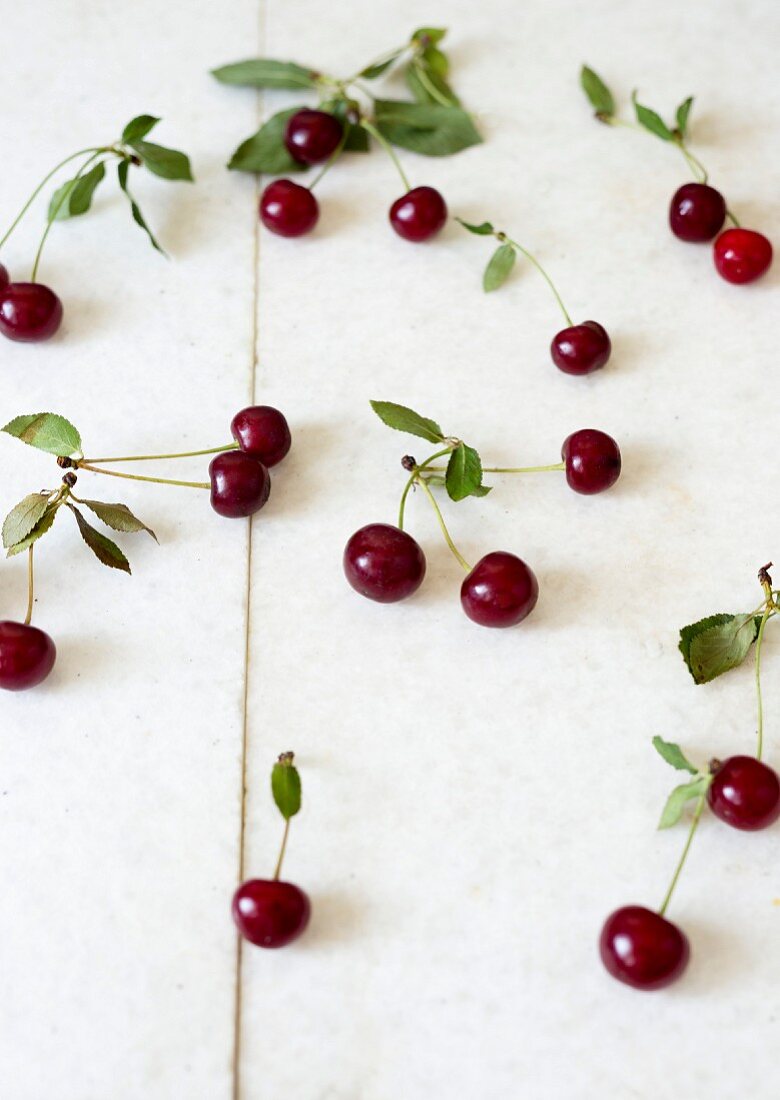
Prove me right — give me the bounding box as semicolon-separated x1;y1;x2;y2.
30;151;103;282
398;447;453;529
658;794;705;917
502;236;573;326
82;443;236;464
273;818;291;881
0;147;102;252
24;545;35;626
416;476;471;572
754;606;774;761
78;462;210;490
427;461;565;475
676;141;708;184
359;120;411;192
307;130;349;191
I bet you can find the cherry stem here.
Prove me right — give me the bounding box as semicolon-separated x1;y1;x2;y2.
78;462;210;490
81;443;237;464
410;59;452;107
24;545;35;627
427;461;565;475
675;139;708;184
498;233;574;327
0;146;103;252
658;793;705;917
416;476;472;572
273;817;291;881
398;447;453;529
725;208;741;229
359;120;411;192
307;130;349;192
755;605;774;762
30;150;105;282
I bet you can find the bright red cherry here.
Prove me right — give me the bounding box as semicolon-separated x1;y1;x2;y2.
562;429;621;495
343;523;426;603
460;551;538;628
600;905;689;990
284;109;343;165
707;756;780;831
0;621;57;691
0;282;63;342
232;879;311;948
209;451;270;518
259;179;319;238
713;228;772;284
0;263;9;295
668;183;726;242
550;320;611;376
389;186;447;242
231;405;291;468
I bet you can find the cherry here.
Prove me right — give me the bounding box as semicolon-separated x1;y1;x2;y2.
707;755;780;831
259;179;319;238
284;109;343;165
343;523;426;603
460;551;538;628
599;905;689;990
0;282;63;342
209;451;270;518
0;621;57;691
668;183;726;242
0;263;8;295
550;320;611;376
562;429;621;495
232;879;311;948
231;405;291;468
713;228;773;284
389;186;447;242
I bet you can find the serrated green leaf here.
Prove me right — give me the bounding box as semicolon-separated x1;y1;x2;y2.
580;65;615;117
632;93;674;141
456;217;495;236
675;96;693;137
6;503;59;557
271;755;301;819
68;505;130;573
370;400;445;444
211;59;318;89
652;735;698;775
48;162;106;221
483;243;516;292
80;499;157;541
2;493;52;549
227;107;308;174
412;27;447;45
658;777;709;829
374;99;481;156
445;443;491;501
131;141;193;182
117;161;165;255
679;612;760;685
122;115;160;144
360;52;402;79
2;413;82;457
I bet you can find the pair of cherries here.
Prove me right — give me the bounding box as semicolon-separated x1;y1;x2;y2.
209;404;291;518
601;754;780;990
668;183;773;283
259;109;447;243
0;263;63;343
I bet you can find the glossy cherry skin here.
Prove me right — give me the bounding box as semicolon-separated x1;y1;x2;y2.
0;621;57;691
600;906;689;990
0;282;63;342
460;551;539;628
389;186;447;242
259;179;319;238
284;109;343;165
550;320;611;376
343;523;426;603
231;406;291;468
0;263;9;295
562;429;621;495
668;183;726;242
209;451;270;518
707;756;780;831
713;228;773;284
232;879;311;948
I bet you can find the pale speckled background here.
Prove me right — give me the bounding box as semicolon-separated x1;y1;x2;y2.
1;1;779;1097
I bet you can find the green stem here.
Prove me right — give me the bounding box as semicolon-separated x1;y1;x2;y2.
78;462;210;490
398;447;453;529
307;130;349;191
81;443;236;464
725;208;741;228
501;235;573;326
416;476;472;572
676;141;708;184
0;146;102;252
273;818;291;881
755;606;774;762
360;120;411;192
411;61;451;107
24;545;35;626
658;794;705;917
30;151;103;282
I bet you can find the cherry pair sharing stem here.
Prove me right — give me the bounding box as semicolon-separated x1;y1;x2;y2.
669;182;772;284
209;404;291;517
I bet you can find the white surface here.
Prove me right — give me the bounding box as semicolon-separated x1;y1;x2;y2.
2;1;780;1097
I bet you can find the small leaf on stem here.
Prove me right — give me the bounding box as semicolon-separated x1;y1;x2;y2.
6;504;59;558
445;443;491;501
632;93;674;141
131;141;193;182
675;97;694;138
68;505;131;573
48;162;106;221
373;99;481;156
483;243;516;291
228;108;308;173
211;59;318;89
580;65;615;117
360;53;402;80
411;27;447;46
370;400;445;443
271;753;302;819
658;777;709;829
456;217;495;235
117;161;165;254
679;612;761;684
2;413;82;457
2;493;52;549
652;735;698;775
121;115;161;144
80;499;157;541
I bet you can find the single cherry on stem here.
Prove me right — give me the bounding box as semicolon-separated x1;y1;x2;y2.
209;451;270;518
550;320;611;376
343;523;426;603
713;228;773;284
562;429;621;495
259;179;319;238
707;756;780;831
599;906;690;991
389;186;448;242
0;282;63;343
668;182;726;242
0;547;56;691
231;405;291;468
461;551;539;628
284;109;344;165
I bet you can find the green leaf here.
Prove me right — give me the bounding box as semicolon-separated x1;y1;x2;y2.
679;612;760;685
405;60;460;108
632;93;674;141
131;141;193;182
422;45;449;78
6;503;59;558
227;108;307;173
412;27;447;45
374;99;481;156
658;777;709;829
652;735;698;775
2;493;52;549
68;505;130;573
117;161;165;255
2;413;82;457
676;96;694;137
360;52;402;79
370;400;445;444
580;65;615;117
445;444;491;501
211;59;318;89
483;243;516;292
121;115;160;143
456;217;495;236
79;499;157;541
271;753;301;819
48;162;106;221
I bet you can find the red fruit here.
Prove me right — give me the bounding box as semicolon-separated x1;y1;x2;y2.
231;406;291;468
707;756;780;831
284;109;343;165
550;320;611;376
599;905;690;990
0;621;57;691
389;186;447;242
460;551;539;628
209;451;270;518
562;429;621;495
232;879;311;948
259;179;319;238
713;228;772;284
668;183;726;242
0;282;63;342
0;263;9;295
343;523;426;603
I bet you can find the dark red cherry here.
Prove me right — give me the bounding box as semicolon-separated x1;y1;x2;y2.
0;263;9;295
209;451;270;518
389;186;447;242
600;905;689;990
0;621;57;691
460;551;538;628
707;756;780;831
231;405;291;468
562;429;621;495
284;109;343;165
713;228;773;284
232;879;311;948
0;282;63;342
343;523;426;603
550;320;611;376
668;183;726;242
259;179;319;238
